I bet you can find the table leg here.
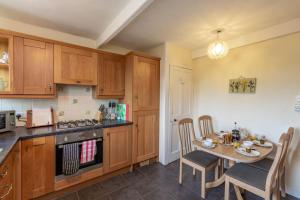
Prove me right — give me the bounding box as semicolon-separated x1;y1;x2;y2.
206;174;225;188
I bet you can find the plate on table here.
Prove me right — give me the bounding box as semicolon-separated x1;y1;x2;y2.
253;140;273;148
201;143;216;149
235;147;260;157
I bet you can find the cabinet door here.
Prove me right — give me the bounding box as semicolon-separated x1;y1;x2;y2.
0;149;13;200
133;110;159;163
54;45;97;85
97;54;125;98
103;126;132;173
13;37;55;95
133;56;159;111
21;137;55;199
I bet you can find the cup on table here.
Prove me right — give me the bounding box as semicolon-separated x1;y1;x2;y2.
243;141;253;153
259;136;266;145
203;139;213;147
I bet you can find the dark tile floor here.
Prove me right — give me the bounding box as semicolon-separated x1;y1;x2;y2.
57;161;299;200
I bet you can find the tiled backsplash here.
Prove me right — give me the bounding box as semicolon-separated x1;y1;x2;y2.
0;86;117;124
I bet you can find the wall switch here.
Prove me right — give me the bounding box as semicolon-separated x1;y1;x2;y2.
295;96;300;112
72;98;78;104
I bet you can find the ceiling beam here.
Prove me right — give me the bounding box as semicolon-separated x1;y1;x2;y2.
192;18;300;59
96;0;154;48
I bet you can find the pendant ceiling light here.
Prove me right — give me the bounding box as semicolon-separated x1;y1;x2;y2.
207;29;229;59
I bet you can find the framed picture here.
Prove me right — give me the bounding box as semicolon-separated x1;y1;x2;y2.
229;78;256;93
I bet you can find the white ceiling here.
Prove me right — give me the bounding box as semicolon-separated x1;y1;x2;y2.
111;0;300;50
0;0;131;39
0;0;300;52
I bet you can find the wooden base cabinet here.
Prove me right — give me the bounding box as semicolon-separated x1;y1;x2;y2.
124;52;160;164
133;110;159;163
0;142;20;200
21;136;55;200
103;126;132;173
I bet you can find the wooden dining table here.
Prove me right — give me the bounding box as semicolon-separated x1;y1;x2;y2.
192;134;274;199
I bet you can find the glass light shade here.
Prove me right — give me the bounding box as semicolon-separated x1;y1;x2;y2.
207;40;229;59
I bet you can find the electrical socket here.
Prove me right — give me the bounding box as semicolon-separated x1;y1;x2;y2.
58;111;65;116
73;98;78;104
85;110;91;115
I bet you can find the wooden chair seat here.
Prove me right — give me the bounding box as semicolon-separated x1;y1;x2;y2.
183;150;219;168
226;163;268;191
248;158;273;171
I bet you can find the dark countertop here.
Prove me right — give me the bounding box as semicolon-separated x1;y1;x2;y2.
0;120;133;165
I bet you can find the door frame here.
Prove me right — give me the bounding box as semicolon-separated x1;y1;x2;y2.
166;65;193;164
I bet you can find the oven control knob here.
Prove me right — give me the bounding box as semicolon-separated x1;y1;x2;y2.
93;132;97;137
64;136;68;142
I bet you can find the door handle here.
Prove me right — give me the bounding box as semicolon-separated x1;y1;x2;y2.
173;119;177;122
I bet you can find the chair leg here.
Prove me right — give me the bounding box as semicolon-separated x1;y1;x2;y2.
201;169;206;199
224;177;230;200
179;160;183;184
280;170;286;197
193;168;196;176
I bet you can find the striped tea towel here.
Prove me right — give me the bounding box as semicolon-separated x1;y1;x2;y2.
80;140;97;164
62;143;80;176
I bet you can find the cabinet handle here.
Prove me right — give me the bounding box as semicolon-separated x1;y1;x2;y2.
100;88;104;92
0;166;8;178
0;184;12;199
76;80;81;84
49;84;52;92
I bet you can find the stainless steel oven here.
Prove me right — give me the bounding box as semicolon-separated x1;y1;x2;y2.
0;110;15;133
55;128;103;177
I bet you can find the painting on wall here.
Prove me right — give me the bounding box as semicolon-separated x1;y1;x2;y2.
229;77;256;93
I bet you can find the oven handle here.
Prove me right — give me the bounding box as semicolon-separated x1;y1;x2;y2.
57;138;102;149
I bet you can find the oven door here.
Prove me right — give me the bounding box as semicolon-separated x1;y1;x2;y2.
55;138;103;176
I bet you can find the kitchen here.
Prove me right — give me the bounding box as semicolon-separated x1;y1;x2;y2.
0;28;160;199
0;1;300;200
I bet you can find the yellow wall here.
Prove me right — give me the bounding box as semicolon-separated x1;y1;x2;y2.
193;32;300;197
166;43;192;68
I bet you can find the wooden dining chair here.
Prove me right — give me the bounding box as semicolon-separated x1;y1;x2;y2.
178;118;219;199
224;133;290;200
247;127;294;197
198;115;214;138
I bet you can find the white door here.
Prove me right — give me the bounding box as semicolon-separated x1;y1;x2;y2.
168;65;193;163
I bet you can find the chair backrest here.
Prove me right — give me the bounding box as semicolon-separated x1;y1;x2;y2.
178;118;196;157
265;133;289;194
287;127;294;145
281;127;295;170
198;115;214;137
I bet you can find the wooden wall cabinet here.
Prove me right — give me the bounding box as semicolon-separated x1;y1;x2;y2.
132;56;160;111
21;136;55;200
54;45;97;85
0;33;13;94
94;53;125;99
13;37;55;96
124;52;160;164
103;126;132;173
133;111;159;163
